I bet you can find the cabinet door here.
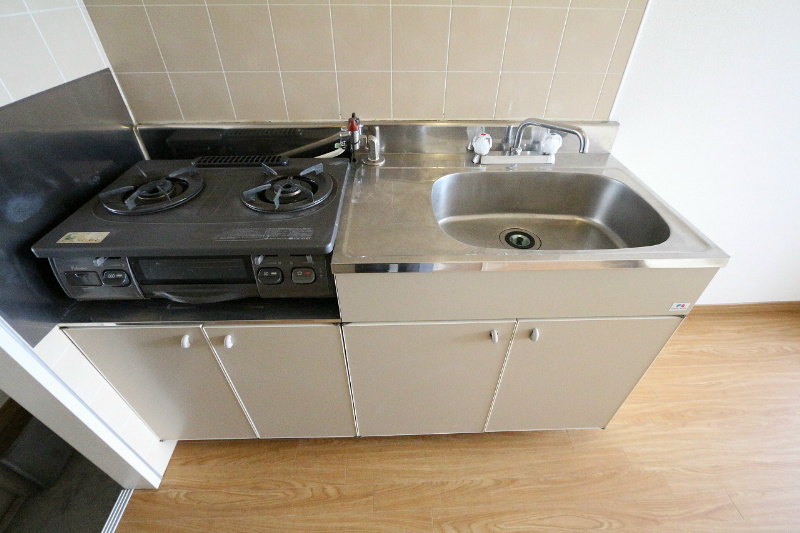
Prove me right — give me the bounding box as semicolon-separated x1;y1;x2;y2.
64;325;255;440
343;321;515;437
486;316;682;431
206;324;356;438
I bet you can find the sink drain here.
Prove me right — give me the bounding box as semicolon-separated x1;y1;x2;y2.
500;228;541;250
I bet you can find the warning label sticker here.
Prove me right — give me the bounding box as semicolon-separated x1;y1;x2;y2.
56;232;109;244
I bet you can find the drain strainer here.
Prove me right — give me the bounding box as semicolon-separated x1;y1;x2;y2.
500;228;541;250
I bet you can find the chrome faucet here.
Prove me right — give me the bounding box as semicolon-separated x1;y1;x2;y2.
510;118;588;154
363;126;385;166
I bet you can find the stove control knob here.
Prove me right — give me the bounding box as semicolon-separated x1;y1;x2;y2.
257;267;283;285
102;270;131;287
291;267;316;284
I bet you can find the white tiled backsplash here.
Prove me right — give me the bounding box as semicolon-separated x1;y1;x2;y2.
0;0;108;105
1;1;647;123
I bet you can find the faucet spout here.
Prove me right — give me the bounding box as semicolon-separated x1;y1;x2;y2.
511;118;588;154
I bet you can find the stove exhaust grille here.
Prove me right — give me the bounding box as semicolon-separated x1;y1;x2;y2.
193;155;289;168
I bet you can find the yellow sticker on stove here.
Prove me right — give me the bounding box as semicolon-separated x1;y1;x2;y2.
56;232;110;244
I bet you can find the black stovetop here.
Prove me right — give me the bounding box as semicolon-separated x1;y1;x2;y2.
32;158;350;259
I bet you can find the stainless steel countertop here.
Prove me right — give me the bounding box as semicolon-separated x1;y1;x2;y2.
332;152;729;273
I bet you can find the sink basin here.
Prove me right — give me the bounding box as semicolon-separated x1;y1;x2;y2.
431;171;670;251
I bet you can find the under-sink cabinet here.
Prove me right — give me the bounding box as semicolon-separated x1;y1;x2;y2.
343;321;515;436
343;316;681;437
486;316;682;431
63;323;355;441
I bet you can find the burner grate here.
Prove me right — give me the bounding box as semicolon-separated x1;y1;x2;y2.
241;163;334;213
99;165;204;215
193;155;289;168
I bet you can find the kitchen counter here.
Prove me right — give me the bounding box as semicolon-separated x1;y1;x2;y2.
332;151;729;273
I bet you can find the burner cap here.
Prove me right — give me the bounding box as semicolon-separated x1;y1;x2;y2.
100;166;203;215
242;164;334;213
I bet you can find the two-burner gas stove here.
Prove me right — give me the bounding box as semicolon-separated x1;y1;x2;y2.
32;156;350;303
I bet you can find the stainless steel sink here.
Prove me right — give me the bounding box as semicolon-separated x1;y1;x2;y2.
431;171;671;250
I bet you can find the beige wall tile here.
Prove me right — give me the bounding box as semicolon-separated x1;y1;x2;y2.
208;5;278;72
495;72;550;119
331;0;389;4
444;72;499;120
270;5;335;72
87;6;165;73
26;0;78;10
83;0;141;4
338;72;391;119
226;72;287;121
170;72;235;121
392;6;450;72
544;72;605;119
448;7;508;72
608;9;644;73
270;0;327;4
0;15;64;100
503;7;567;72
513;0;569;6
34;8;106;82
142;0;197;4
282;72;339;121
629;0;649;8
147;6;222;72
393;72;445;120
555;8;625;73
116;73;182;122
593;72;622;120
392;0;448;4
0;0;27;15
571;0;627;8
206;0;268;4
332;6;390;71
454;0;511;5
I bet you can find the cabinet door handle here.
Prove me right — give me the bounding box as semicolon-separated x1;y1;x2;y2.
180;334;191;349
490;329;499;343
224;334;234;349
530;328;540;342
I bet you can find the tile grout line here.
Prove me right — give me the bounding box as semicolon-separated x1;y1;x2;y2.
441;0;453;120
327;0;342;120
141;0;185;121
77;3;110;69
0;76;13;104
542;0;571;119
266;1;290;121
204;0;238;120
492;0;513;120
21;0;67;83
591;0;629;120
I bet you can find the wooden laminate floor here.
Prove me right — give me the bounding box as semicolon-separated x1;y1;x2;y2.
117;304;800;533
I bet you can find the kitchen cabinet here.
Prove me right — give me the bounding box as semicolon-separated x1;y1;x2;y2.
205;324;355;438
63;325;255;440
486;316;682;431
343;321;515;436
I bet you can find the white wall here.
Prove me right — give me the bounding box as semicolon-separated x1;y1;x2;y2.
611;0;800;304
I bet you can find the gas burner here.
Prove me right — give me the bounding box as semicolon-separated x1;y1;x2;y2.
99;166;203;215
241;163;334;213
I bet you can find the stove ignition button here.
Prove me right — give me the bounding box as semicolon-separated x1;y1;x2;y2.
291;267;316;284
102;270;131;287
257;267;283;285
